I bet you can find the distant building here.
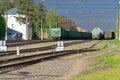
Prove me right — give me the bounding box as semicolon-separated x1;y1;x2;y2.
77;27;87;32
4;8;31;40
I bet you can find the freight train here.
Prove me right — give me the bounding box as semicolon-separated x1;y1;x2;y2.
51;28;92;40
91;27;115;40
51;28;115;40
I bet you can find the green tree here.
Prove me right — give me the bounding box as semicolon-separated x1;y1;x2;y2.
36;0;46;40
45;9;58;29
13;0;35;40
32;0;46;39
0;0;4;14
0;0;13;14
58;15;76;30
45;9;58;39
0;0;11;14
0;15;6;39
0;0;13;40
32;20;40;39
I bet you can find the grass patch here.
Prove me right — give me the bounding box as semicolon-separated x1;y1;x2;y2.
108;40;120;48
109;39;120;44
91;41;106;49
103;54;114;65
70;52;120;80
70;68;120;80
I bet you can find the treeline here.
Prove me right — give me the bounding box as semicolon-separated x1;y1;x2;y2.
0;0;76;39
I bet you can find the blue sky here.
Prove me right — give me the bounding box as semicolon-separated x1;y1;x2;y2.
35;0;119;31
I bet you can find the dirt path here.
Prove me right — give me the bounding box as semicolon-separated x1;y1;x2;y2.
58;58;92;80
56;51;96;80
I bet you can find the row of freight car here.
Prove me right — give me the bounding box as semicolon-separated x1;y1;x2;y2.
99;31;115;40
51;28;115;40
51;28;92;39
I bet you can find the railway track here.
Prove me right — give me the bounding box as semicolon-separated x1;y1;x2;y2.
0;48;99;74
0;40;91;57
7;40;55;47
7;40;83;47
0;41;102;74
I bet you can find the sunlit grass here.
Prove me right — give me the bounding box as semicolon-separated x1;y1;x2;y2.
94;41;106;49
91;40;117;49
93;40;120;51
109;39;120;44
108;40;120;48
70;50;120;80
70;68;120;80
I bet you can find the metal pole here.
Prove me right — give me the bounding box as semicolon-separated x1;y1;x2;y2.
41;19;43;40
116;14;118;39
118;8;119;40
5;12;8;40
49;21;51;39
119;1;120;40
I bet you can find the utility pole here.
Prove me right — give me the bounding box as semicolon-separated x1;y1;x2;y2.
49;21;51;39
118;1;120;40
41;19;43;40
5;12;8;40
116;13;118;39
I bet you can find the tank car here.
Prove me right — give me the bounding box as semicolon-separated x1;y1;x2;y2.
91;27;104;39
104;31;115;40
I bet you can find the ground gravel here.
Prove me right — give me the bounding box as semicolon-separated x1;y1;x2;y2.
0;58;74;80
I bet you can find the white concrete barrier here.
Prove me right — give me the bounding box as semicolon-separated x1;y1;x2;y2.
0;46;7;51
56;41;64;51
57;41;61;47
0;40;7;51
61;41;64;47
0;41;2;46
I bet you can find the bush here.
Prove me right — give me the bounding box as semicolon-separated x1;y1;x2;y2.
0;15;6;39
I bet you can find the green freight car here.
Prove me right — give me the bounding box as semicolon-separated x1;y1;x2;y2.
69;30;81;39
69;31;75;39
51;28;67;39
80;32;92;39
51;28;92;40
